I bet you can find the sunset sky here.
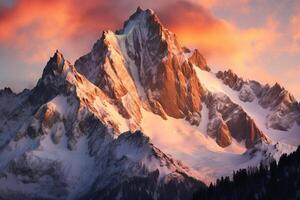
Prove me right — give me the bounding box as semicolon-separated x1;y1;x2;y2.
0;0;299;99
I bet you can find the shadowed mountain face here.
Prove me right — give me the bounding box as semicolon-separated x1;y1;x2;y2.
0;7;299;200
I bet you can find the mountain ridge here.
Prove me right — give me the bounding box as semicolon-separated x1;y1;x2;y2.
0;7;299;200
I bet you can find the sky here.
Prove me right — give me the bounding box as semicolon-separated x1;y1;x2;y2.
0;0;299;99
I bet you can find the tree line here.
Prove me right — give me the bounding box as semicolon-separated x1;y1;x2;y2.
193;146;300;200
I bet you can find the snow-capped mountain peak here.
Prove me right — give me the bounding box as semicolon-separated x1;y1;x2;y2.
0;49;204;199
0;7;299;200
75;7;204;125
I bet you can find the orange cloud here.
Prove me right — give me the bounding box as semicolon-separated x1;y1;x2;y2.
159;1;279;78
0;1;71;41
0;0;125;63
0;0;74;64
194;0;251;13
0;0;279;71
0;0;299;100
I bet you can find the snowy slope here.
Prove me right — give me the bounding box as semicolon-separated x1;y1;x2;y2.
0;50;204;200
139;101;297;182
140;109;247;183
195;68;300;145
44;8;300;184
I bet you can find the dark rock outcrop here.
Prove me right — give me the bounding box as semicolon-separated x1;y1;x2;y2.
205;92;269;148
216;69;300;132
188;49;210;72
216;70;244;91
216;121;232;147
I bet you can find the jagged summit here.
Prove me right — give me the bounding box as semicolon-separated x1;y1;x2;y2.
75;7;203;124
48;50;64;68
117;7;161;34
188;49;211;71
216;69;300;131
0;87;13;95
136;6;143;12
40;50;67;82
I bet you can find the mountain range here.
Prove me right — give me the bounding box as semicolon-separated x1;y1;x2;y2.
0;7;299;200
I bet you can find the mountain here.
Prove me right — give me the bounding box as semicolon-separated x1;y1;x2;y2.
216;70;300;132
0;7;300;200
74;7;203;124
0;50;203;200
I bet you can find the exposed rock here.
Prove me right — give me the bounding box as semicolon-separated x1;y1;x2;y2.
216;70;244;91
205;92;269;148
28;51;68;105
75;8;204;121
216;70;300;132
182;46;191;53
258;83;300;130
188;49;210;71
147;95;168;120
0;85;30;131
8;153;63;183
249;80;264;97
40;104;61;129
207;114;232;147
0;87;13;95
7;153;69;199
186;112;201;126
26;122;41;139
259;82;296;109
216;121;232;147
227;111;268;148
239;84;255;102
154;58;203;118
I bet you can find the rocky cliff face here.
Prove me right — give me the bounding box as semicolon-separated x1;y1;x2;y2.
75;8;203;123
216;69;300;131
205;92;269;148
216;70;244;91
188;49;210;72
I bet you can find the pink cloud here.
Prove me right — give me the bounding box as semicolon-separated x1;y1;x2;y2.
0;0;299;99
